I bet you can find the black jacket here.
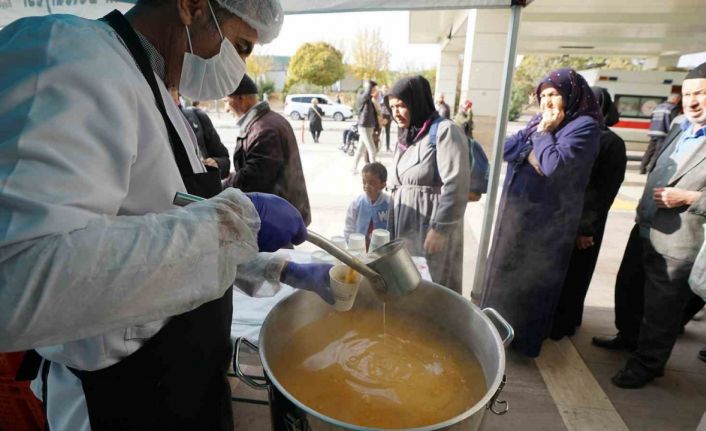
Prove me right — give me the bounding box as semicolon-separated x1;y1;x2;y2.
357;88;379;129
578;128;627;236
307;106;324;132
181;107;230;179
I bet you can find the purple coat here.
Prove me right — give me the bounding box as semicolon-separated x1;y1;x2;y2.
480;115;600;357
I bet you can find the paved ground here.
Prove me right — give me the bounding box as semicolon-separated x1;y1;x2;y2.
210;111;706;431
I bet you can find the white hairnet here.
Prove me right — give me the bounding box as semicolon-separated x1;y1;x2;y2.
215;0;284;44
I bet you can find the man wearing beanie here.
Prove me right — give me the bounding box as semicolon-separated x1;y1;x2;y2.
227;74;311;225
596;63;706;388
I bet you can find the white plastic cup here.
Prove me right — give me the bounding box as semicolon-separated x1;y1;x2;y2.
348;233;367;254
329;236;348;265
330;235;348;251
368;229;390;252
329;264;361;311
311;250;336;265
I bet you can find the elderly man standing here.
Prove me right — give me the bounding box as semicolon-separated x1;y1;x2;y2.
436;93;451;119
596;64;706;388
227;74;311;225
0;1;339;430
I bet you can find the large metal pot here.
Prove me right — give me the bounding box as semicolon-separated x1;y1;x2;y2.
234;280;513;431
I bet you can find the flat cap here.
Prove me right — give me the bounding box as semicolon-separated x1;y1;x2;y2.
685;62;706;80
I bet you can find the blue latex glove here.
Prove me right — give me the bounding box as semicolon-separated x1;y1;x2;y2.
246;192;307;252
281;262;335;305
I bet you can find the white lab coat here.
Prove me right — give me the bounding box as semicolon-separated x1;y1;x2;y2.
0;15;261;430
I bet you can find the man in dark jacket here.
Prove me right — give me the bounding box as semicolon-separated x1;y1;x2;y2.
182;101;231;179
640;93;682;174
169;89;231;179
227;75;311;225
353;80;379;172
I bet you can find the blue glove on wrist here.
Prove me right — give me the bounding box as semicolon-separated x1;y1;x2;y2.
246;192;307;252
282;262;335;305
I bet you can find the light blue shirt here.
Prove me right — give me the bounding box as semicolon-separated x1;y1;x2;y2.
670;120;706;166
344;193;392;241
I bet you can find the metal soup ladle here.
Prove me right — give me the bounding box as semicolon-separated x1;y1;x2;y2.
173;192;422;301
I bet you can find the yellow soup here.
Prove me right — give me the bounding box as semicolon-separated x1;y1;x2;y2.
271;308;486;428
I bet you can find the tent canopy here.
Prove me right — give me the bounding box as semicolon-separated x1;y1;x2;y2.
280;0;530;14
0;0;531;26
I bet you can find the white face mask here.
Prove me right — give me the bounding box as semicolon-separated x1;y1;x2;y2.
179;1;246;101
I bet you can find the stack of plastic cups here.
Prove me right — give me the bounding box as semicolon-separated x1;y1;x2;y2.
331;236;348;250
345;234;366;288
330;235;348;265
311;250;336;265
347;233;367;255
368;229;391;254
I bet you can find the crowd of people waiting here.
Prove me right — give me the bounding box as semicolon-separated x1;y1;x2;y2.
480;65;706;391
3;0;705;429
182;65;706;391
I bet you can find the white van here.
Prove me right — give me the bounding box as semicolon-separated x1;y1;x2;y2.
284;94;353;121
579;69;684;149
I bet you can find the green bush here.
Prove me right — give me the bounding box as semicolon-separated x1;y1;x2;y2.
258;79;275;100
509;83;534;121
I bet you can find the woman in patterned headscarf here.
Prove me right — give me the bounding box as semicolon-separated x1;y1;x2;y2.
481;68;602;357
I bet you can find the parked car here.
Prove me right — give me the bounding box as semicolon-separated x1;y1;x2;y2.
284;94;353;121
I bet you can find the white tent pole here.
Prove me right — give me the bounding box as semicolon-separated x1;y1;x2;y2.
471;4;522;301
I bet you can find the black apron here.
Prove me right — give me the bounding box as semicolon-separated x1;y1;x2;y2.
57;11;231;430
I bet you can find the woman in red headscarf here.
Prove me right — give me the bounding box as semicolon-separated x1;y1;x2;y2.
481;68;603;357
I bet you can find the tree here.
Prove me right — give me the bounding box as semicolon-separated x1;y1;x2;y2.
286;42;345;90
387;59;437;92
509;55;643;120
246;54;274;83
351;28;390;82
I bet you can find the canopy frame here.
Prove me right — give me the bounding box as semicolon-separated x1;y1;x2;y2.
471;5;522;300
280;0;531;14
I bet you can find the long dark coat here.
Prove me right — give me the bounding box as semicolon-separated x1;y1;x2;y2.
357;88;379;129
480;115;601;357
307;106;323;133
181;107;231;179
551;127;626;337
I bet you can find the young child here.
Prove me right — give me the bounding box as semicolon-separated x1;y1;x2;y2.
344;162;392;245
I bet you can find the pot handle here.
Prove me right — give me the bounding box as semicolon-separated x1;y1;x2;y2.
233;337;269;390
487;375;509;415
482;308;514;347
